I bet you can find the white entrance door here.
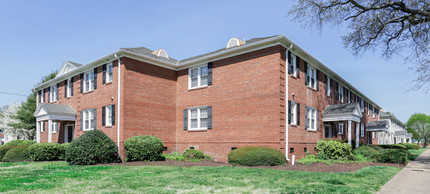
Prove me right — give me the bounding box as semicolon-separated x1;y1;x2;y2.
64;125;74;143
324;125;332;138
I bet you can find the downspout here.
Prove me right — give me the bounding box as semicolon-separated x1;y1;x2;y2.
285;44;293;161
114;54;121;156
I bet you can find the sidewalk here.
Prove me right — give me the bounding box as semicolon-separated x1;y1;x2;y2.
378;149;430;194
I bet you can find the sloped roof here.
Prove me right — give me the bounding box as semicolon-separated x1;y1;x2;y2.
34;103;76;117
394;130;407;136
366;120;389;132
56;61;83;78
122;47;179;64
380;111;405;128
323;103;360;115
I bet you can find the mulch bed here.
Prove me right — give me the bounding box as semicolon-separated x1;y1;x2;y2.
101;160;405;173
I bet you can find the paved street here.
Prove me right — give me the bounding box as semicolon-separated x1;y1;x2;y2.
378;149;430;194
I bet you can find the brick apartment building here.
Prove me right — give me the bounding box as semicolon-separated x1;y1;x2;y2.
33;35;388;162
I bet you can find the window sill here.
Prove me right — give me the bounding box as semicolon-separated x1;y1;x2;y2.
105;81;113;85
306;129;318;132
82;129;94;131
187;129;208;132
188;86;208;92
290;75;298;79
104;125;113;128
83;90;95;95
290;124;298;127
307;86;317;92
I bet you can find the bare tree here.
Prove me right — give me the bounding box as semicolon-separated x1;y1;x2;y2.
289;0;430;91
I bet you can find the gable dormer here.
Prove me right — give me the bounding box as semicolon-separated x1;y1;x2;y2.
56;61;82;78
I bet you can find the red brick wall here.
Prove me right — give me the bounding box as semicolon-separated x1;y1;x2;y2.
175;46;284;162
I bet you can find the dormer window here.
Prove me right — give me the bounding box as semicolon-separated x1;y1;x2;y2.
226;38;244;49
153;49;169;59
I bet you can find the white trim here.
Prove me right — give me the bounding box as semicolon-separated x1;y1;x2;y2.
48;119;52;143
338;123;344;134
323;115;361;123
36;121;40;143
188;65;208;89
64;124;74;143
105;105;113;126
36;115;76;122
106;62;113;83
187;106;209;130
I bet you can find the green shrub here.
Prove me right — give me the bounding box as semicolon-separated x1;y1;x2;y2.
28;143;63;161
316;139;352;160
366;144;383;150
3;140;36;147
183;149;206;160
228;146;285;166
2;145;31;162
65;130;120;165
0;146;17;161
399;143;420;150
58;143;70;159
378;144;407;150
124;135;164;162
352;146;380;160
163;152;185;161
376;149;409;164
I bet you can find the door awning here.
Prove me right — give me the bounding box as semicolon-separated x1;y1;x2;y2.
34;103;76;121
322;103;362;123
366;120;389;132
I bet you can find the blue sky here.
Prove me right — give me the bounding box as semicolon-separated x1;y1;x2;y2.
0;0;428;123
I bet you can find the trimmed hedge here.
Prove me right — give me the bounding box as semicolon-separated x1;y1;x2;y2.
399;143;420;150
228;146;285;166
0;146;17;161
182;149;205;160
124;135;164;162
3;140;36;147
28;143;63;161
2;145;31;162
316;139;352;160
352;146;379;160
65;130;120;165
378;144;407;150
58;143;70;158
366;144;383;150
376;149;409;164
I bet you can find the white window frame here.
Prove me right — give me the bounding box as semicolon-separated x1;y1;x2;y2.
84;71;95;92
105;105;113;126
372;106;375;118
290;54;298;77
107;62;113;83
347;90;351;103
40;91;45;103
51;122;58;133
326;77;331;96
50;85;58;102
338;123;344;134
307;66;317;89
83;109;96;131
338;85;344;103
372;132;375;139
367;103;370;115
361;99;365;113
188;106;208;130
66;79;72;98
188;65;208;89
361;123;365;137
307;107;317;131
290;102;297;125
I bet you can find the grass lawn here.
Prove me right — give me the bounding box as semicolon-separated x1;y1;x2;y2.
0;162;400;193
409;148;428;160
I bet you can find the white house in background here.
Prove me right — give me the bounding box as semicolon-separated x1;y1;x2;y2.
0;103;26;144
378;111;411;144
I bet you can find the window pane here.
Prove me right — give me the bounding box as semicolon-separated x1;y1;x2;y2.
200;66;208;75
191;119;198;128
200;75;208;86
190;109;197;118
191;78;198;87
200;108;207;118
191;68;198;78
200;118;207;128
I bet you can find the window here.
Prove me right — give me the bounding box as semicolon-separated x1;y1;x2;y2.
188;107;208;130
372;132;375;139
51;122;58;133
307;66;317;89
361;99;364;113
307;108;317;130
372;106;375;118
326;76;331;96
84;71;95;92
289;53;298;77
0;129;3;133
361;123;365;137
338;123;344;134
83;109;96;130
338;85;344;102
189;65;208;89
107;63;113;82
40;91;45;103
41;122;45;132
105;105;113;126
66;79;72;97
348;90;351;103
290;102;297;125
50;85;58;102
367;103;370;115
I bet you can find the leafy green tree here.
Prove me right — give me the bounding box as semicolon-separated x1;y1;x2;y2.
8;72;57;140
405;113;430;147
289;0;430;91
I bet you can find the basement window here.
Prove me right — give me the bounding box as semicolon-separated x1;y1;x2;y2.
290;148;294;153
231;147;238;150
